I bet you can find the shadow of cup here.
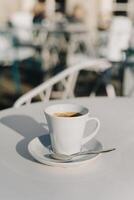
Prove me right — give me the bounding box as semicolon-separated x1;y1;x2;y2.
1;115;50;162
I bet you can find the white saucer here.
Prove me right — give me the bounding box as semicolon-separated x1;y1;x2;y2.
28;135;103;168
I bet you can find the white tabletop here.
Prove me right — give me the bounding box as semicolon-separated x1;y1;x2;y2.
0;97;134;200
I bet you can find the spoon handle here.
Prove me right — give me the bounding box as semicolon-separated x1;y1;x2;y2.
72;148;116;157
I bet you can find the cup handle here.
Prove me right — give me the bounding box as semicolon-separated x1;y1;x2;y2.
82;117;100;145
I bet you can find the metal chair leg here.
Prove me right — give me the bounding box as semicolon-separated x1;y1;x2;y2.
11;60;21;93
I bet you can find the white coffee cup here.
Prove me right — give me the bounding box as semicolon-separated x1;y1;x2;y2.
45;104;100;155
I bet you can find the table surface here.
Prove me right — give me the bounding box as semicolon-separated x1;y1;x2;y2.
0;97;134;200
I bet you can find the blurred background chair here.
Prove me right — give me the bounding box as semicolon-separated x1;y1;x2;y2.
14;57;116;108
106;16;132;62
7;11;48;93
98;16;133;96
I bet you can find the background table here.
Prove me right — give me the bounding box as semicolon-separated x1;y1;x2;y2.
0;97;134;200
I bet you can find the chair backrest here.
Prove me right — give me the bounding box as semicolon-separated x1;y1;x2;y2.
14;57;110;108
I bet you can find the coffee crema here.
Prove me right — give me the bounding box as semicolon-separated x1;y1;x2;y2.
54;112;82;117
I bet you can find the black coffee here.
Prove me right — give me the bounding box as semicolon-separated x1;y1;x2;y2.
54;112;82;117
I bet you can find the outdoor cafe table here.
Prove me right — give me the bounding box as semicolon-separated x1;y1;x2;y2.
0;97;134;199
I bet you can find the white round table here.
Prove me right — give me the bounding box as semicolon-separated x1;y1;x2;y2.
0;97;134;200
